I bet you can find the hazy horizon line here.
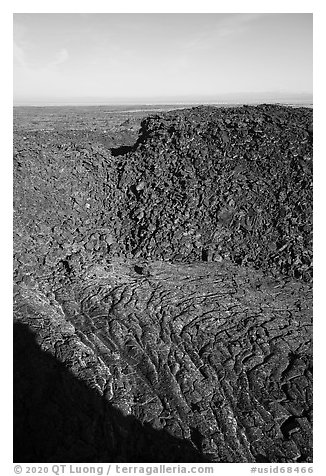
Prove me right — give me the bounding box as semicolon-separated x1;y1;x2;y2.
14;92;313;107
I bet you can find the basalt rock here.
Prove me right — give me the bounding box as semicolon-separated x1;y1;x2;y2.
114;105;313;282
13;105;313;463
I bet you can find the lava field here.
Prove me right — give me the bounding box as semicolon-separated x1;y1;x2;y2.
13;104;313;463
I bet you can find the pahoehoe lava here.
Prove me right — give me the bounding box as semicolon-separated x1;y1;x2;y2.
13;105;312;463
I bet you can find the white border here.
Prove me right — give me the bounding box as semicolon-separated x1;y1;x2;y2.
3;1;323;473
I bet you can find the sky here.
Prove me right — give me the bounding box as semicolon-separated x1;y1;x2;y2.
13;13;312;105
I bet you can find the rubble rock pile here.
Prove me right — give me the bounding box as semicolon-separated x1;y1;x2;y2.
14;135;120;290
13;105;313;463
115;105;312;281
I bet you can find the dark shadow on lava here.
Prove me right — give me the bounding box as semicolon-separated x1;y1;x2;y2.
110;126;151;156
110;144;138;157
13;322;207;463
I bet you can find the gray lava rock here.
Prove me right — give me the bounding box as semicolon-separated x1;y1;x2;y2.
13;104;313;463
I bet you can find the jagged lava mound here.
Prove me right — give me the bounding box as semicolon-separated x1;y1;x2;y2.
14;105;312;287
115;104;312;281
